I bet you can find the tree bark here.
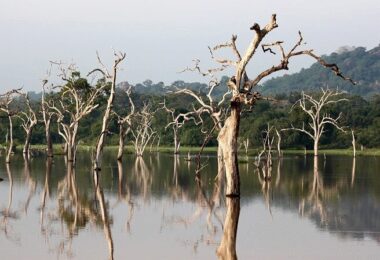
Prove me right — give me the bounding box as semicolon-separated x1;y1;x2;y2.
217;101;241;197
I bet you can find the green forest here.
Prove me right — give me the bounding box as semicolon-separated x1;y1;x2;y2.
1;44;380;151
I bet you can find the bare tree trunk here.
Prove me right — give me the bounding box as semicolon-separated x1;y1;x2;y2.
276;129;282;157
314;138;319;156
6;114;13;164
117;125;130;161
94;82;115;171
217;102;241;197
351;130;356;158
45;119;53;157
217;197;240;260
23;129;33;155
173;128;180;154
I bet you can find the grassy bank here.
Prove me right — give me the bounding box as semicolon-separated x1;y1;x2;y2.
3;144;378;157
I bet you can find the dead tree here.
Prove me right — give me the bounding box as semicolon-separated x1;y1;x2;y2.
116;86;135;161
203;14;354;195
286;88;347;156
41;79;55;157
49;63;105;164
17;93;38;155
175;59;231;177
0;89;21;163
161;98;201;154
131;104;156;156
89;51;126;171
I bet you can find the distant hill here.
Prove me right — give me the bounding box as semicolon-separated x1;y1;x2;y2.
261;45;380;97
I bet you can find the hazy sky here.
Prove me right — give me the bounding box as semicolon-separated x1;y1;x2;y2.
1;0;379;91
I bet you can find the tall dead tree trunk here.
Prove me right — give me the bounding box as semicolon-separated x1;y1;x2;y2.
91;51;126;170
218;102;241;196
41;79;55;157
116;86;135;161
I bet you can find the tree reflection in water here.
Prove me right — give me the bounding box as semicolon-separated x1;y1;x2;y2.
116;160;134;233
299;156;326;223
217;197;240;260
0;164;19;242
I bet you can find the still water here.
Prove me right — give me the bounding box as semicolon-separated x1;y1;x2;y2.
0;152;379;259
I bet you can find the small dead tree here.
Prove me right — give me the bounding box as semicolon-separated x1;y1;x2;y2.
0;89;21;163
17;93;38;155
116;86;135;161
49;63;105;164
130;104;156;156
174;59;231;177
287;88;348;156
161;98;201;154
89;51;126;171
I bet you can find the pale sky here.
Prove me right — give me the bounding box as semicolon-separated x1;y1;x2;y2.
1;0;379;91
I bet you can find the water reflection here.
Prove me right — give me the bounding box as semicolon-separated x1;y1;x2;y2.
1;164;18;242
217;197;240;260
0;153;380;259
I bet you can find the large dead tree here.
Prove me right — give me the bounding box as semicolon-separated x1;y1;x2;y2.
90;51;126;171
286;88;347;156
130;103;156;156
49;63;105;164
17;93;38;155
0;89;21;163
116;86;135;161
201;14;354;196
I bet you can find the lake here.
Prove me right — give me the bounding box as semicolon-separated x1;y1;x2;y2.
1;152;380;259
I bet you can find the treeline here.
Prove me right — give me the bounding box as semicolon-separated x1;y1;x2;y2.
1;86;380;150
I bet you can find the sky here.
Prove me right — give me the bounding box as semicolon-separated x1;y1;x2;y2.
1;0;379;91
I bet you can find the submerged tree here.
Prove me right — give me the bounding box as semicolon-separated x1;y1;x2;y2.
161;98;202;154
131;103;156;156
17;93;38;156
49;64;105;164
41;79;56;157
116;86;135;161
287;88;347;156
201;14;354;196
0;89;21;163
90;51;126;171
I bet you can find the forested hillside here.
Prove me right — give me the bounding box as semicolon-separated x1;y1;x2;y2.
262;45;380;97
